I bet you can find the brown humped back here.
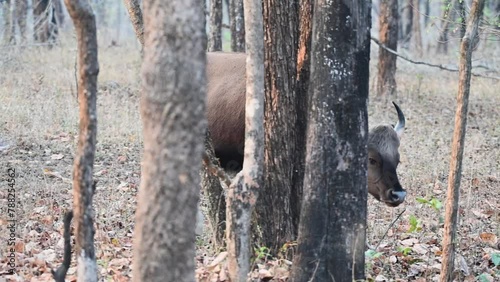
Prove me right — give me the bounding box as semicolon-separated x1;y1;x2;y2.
206;52;246;167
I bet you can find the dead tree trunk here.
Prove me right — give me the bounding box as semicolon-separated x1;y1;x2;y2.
229;0;245;51
377;0;398;97
291;0;370;280
209;0;223;51
132;0;207;281
226;0;264;279
424;0;430;27
123;0;144;46
440;0;485;281
63;0;99;280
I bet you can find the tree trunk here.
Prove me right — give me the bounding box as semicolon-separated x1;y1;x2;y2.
34;0;57;46
424;0;430;27
229;0;244;51
292;0;313;233
53;0;65;27
15;0;28;43
209;0;223;51
291;0;370;281
377;0;398;97
201;131;227;246
257;0;299;254
411;0;422;56
123;0;144;46
440;1;485;281
403;0;413;43
63;0;99;280
132;0;207;281
226;0;264;279
437;0;456;54
2;0;11;44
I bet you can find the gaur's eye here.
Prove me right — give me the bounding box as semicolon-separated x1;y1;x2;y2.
369;158;377;165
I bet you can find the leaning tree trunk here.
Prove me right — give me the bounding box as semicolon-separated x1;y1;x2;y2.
226;0;264;279
440;1;485;281
209;0;223;51
123;0;144;46
63;0;99;280
132;0;207;281
291;0;370;280
229;0;245;51
377;0;398;97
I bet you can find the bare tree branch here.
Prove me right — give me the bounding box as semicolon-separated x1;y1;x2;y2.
371;36;500;80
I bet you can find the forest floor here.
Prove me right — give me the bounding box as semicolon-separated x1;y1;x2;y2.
0;34;499;282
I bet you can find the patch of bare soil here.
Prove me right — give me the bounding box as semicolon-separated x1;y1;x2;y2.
0;35;499;281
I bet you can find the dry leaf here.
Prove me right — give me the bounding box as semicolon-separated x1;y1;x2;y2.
479;233;498;245
51;153;65;160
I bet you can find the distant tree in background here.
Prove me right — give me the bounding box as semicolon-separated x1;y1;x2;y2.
229;0;244;51
410;0;422;56
378;0;399;97
209;0;223;51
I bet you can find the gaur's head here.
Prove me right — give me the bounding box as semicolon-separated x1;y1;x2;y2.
367;102;406;207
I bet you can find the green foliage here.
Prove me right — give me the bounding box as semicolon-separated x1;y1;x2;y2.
491;252;500;267
397;246;412;256
416;197;443;212
365;249;383;260
477;273;492;282
408;214;422;233
254;246;271;261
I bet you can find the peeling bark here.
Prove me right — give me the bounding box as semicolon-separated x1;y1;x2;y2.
440;1;485;281
63;0;99;280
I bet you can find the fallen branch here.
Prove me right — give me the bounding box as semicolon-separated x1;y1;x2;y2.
374;208;406;251
371;36;500;80
51;211;73;282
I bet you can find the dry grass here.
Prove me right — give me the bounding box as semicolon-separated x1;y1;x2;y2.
0;32;499;281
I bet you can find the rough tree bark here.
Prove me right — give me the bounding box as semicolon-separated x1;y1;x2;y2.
440;0;485;281
291;0;370;281
257;0;299;253
2;0;15;44
63;0;99;280
226;0;264;279
132;0;207;281
201;131;227;245
229;0;245;51
209;0;223;51
254;0;312;255
377;0;398;97
123;0;144;46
